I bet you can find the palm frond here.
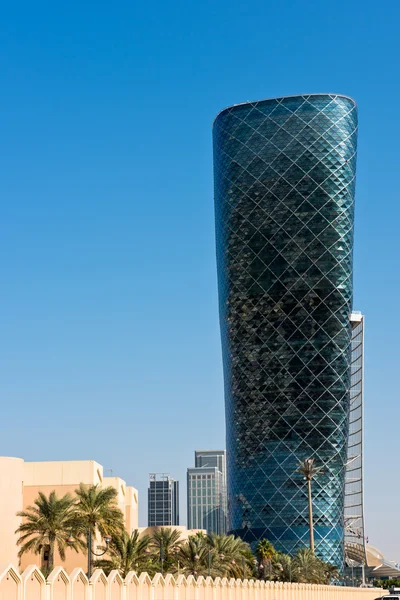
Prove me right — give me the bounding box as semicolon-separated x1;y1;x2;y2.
15;490;76;569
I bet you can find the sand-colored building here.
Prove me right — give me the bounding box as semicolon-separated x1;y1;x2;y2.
0;456;138;572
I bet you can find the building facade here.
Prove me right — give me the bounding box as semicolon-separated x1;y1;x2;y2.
187;466;225;534
148;473;179;526
344;312;367;565
213;94;358;567
195;450;226;480
194;450;227;531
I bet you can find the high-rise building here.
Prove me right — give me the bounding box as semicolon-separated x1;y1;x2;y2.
213;94;358;567
187;450;227;534
344;312;366;564
195;450;227;526
195;450;226;482
148;473;179;526
187;466;225;533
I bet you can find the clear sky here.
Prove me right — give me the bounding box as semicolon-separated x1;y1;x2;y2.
1;0;399;560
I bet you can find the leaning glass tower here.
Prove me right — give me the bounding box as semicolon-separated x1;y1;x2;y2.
213;94;358;567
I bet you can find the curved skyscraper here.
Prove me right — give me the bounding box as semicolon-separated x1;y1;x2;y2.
213;94;358;567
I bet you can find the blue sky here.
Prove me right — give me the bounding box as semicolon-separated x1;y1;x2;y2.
1;0;399;559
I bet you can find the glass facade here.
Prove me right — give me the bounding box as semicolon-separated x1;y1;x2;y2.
213;94;358;567
344;313;366;565
187;467;225;533
195;450;227;481
148;473;179;526
195;450;227;531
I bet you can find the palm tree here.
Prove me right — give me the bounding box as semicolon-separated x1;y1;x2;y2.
150;528;182;575
255;539;276;579
323;562;340;584
94;530;151;577
177;536;209;577
72;484;125;558
16;491;82;570
274;553;293;582
297;458;322;553
292;548;325;584
205;533;253;578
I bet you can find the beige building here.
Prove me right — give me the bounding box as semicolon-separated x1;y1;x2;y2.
0;456;138;572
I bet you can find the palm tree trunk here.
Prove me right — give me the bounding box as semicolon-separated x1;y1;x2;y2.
87;529;93;579
48;539;55;571
307;479;315;552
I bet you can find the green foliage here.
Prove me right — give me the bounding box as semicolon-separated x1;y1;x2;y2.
323;562;340;582
72;483;125;541
149;527;182;574
291;548;339;584
94;530;151;577
177;535;208;576
15;489;343;584
292;548;322;583
15;491;83;570
374;578;400;589
145;531;254;578
273;553;292;582
256;539;276;562
252;540;339;584
16;484;125;571
204;533;253;578
256;539;276;579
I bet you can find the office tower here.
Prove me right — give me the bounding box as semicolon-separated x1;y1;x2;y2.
187;450;227;534
195;450;227;528
344;313;366;563
187;466;225;533
148;473;179;527
213;94;358;567
195;450;226;482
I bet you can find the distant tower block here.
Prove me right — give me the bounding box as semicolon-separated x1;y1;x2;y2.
148;473;179;526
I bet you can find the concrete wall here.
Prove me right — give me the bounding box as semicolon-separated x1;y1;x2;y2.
0;565;389;600
0;457;24;566
103;477;139;533
24;460;104;487
124;486;139;535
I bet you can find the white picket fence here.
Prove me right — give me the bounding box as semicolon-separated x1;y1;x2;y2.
0;565;387;600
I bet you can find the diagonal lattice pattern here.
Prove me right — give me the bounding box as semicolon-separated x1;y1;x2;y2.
213;94;358;568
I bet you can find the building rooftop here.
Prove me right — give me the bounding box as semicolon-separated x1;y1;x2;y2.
213;93;357;125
